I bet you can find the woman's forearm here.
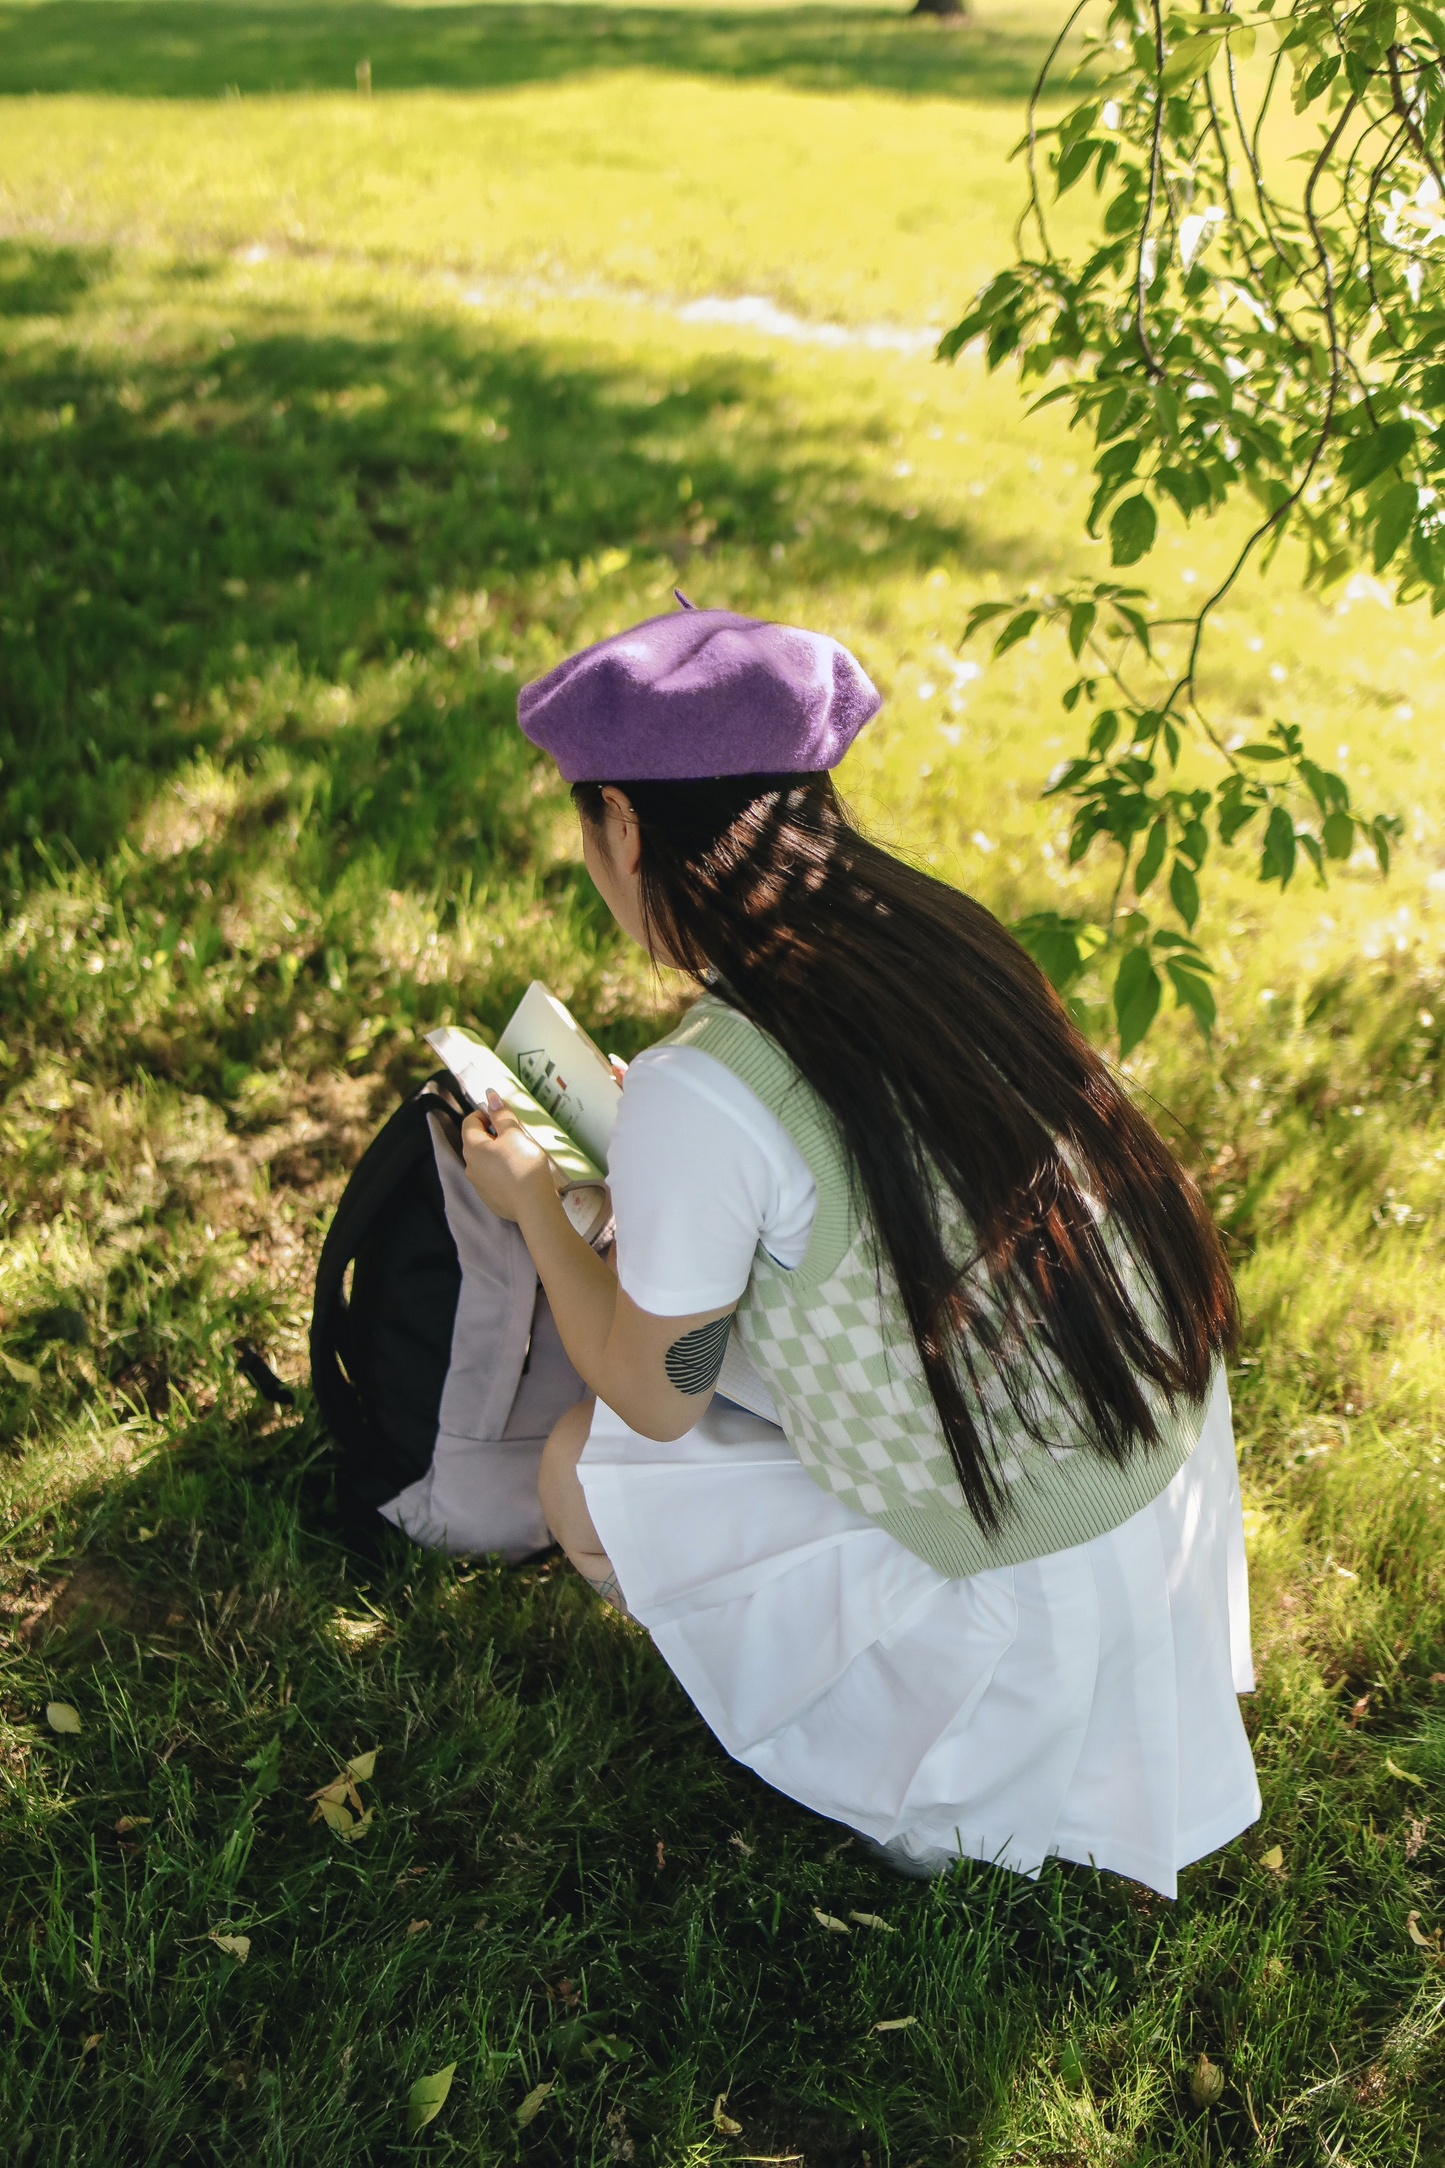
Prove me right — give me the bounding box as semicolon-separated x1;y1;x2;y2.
463;1106;730;1438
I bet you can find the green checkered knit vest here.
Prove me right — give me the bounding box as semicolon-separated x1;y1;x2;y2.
664;994;1211;1580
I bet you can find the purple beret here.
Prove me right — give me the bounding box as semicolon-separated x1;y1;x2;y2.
516;602;881;783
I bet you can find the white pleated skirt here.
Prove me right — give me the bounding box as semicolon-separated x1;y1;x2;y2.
578;1366;1259;1897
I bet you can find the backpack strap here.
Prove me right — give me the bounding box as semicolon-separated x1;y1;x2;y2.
309;1073;464;1489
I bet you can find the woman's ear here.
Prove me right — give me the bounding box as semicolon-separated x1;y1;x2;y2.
599;785;643;878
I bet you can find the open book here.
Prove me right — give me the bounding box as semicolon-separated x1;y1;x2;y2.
425;983;623;1242
430;983;782;1425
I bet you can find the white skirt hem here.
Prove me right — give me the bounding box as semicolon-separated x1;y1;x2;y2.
580;1369;1259;1900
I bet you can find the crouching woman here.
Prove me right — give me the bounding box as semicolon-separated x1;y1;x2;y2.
461;602;1259;1893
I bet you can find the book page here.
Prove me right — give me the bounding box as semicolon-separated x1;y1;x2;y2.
424;1025;603;1185
494;981;623;1171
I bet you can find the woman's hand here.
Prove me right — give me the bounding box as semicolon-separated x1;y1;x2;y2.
461;1092;555;1223
461;1084;733;1443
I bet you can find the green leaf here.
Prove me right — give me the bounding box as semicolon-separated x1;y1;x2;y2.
1169;857;1201;928
1013;912;1094;993
243;1736;282;1795
517;2079;555;2127
1372;479;1418;570
1044;756;1096;796
1323;809;1355;859
1350;0;1398;48
962;601;1013;640
1218;790;1260;847
1298;759;1348;813
582;2034;634;2063
1112;603;1155;657
1057;137;1099;192
408;2063;457;2135
1094;437;1142;483
1157;464;1211;516
993;609;1040;657
1294;53;1340;108
1419;364;1445;409
1239;742;1287;761
1115;947;1162;1057
1089;709;1119;756
1135;817;1168;896
1166;960;1217;1037
1109;495;1158;567
1338;420;1415;493
1260;805;1297;886
1067;601;1097;658
1229;21;1258;58
1161;32;1223;87
1404;2;1445;48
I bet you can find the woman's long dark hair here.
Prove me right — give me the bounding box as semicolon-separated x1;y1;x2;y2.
575;772;1236;1533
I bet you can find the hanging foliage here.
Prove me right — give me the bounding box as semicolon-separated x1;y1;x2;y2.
940;0;1438;1051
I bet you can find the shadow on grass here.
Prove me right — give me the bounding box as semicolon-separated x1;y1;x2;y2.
0;1392;1147;2166
0;0;1076;102
0;246;1023;866
0;238;114;316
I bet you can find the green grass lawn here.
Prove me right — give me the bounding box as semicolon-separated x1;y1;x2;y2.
3;4;1445;2162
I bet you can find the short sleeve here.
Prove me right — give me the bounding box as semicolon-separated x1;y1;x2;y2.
606;1045;816;1318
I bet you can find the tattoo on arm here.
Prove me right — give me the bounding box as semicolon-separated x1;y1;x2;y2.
584;1569;626;1612
664;1312;734;1395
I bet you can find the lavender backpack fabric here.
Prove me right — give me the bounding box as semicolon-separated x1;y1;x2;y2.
517;601;881;782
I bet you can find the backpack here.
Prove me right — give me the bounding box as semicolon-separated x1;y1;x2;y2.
310;1073;603;1558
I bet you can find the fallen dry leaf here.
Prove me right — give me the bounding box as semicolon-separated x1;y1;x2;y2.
309;1777;351;1807
407;2061;456;2134
209;1931;251;1963
114;1815;151;1834
728;1833;754;1855
406;1918;430;1937
396;1865;428;1887
1406;1910;1440;1950
812;1909;850;1934
339;1807;374;1843
80;2034;101;2056
872;2016;916;2033
347;1748;379;1782
1386;1756;1425;1787
848;1912;895;1932
713;2093;743;2136
1259;1845;1284;1872
516;2079;554;2127
2;1349;42;1386
46;1702;81;1735
656;1839;666;1869
314;1796;355;1834
1191;2052;1224;2110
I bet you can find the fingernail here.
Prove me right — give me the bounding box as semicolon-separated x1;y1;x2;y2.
486;1089;502;1108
